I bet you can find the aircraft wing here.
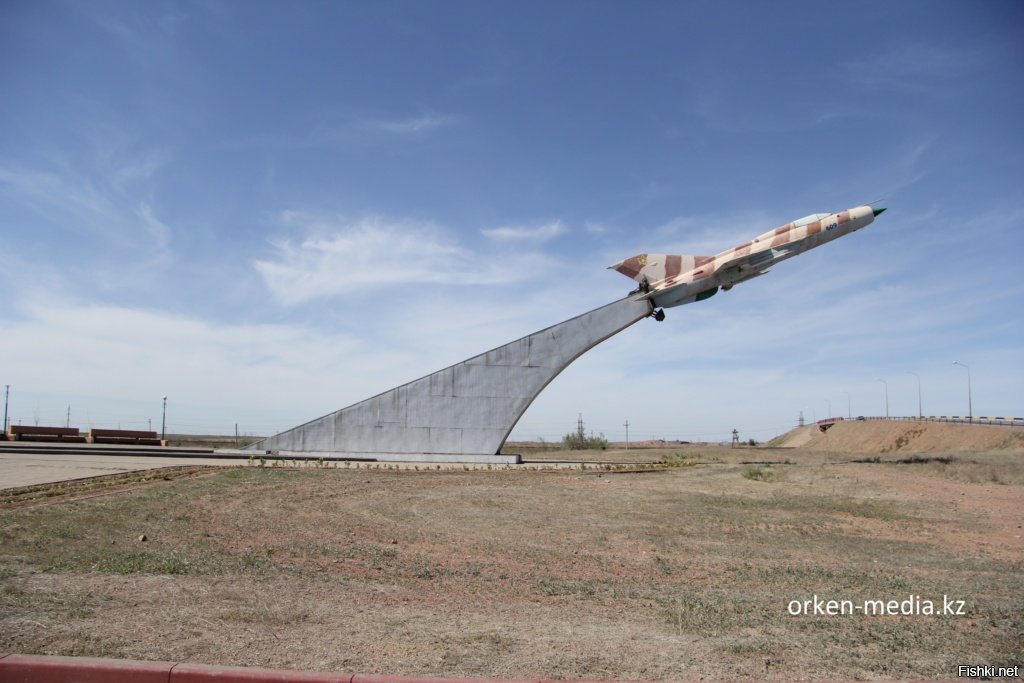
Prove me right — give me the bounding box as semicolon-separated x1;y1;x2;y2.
716;245;796;275
712;246;798;286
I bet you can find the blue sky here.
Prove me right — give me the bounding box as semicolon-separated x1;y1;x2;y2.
1;0;1022;443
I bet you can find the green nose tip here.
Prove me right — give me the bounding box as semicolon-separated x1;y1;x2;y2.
872;207;887;217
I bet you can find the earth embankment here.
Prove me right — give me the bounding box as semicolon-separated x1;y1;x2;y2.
773;419;1024;453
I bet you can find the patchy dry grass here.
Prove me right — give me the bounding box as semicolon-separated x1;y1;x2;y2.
902;452;1024;486
1;451;1022;680
845;452;1024;486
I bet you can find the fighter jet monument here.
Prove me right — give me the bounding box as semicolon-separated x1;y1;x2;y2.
247;204;884;462
610;204;885;318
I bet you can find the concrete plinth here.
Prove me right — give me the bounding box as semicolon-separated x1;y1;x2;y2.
248;295;652;460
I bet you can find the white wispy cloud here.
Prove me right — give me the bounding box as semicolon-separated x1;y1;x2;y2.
0;165;114;232
78;3;189;61
236;111;459;149
648;209;775;255
689;84;842;135
254;214;554;305
136;201;171;250
480;220;567;242
0;295;382;433
374;113;457;134
109;148;170;189
0;144;173;253
878;140;933;194
844;43;984;92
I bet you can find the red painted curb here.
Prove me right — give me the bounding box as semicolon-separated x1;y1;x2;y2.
353;676;537;683
0;657;544;683
0;655;657;683
0;654;174;682
171;662;353;682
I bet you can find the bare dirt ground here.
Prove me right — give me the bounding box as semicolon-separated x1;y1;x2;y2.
1;442;1022;681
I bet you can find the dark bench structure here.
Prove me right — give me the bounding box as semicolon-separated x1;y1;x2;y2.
88;429;164;446
7;425;88;443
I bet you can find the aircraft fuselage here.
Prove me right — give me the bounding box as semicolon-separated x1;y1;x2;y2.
609;205;884;310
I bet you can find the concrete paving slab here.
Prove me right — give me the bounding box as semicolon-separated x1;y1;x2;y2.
0;448;641;490
0;452;240;490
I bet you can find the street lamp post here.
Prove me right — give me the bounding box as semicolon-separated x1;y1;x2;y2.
842;391;851;419
161;396;168;441
3;385;9;433
877;379;889;419
826;399;832;419
953;362;972;423
906;371;922;419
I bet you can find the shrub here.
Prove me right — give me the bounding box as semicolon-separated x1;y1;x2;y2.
562;432;609;450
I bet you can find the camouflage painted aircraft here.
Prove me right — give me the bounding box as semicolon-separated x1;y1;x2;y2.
609;204;886;320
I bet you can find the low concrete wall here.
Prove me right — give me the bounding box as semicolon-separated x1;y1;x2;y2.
248;296;652;459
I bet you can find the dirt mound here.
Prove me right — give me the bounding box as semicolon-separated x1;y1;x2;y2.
773;420;1024;454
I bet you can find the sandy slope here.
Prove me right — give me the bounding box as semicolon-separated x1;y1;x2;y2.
774;420;1024;453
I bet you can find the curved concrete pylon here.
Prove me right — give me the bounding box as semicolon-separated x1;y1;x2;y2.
248;295;653;460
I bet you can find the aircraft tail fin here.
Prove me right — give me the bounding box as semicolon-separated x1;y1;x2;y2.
608;253;712;285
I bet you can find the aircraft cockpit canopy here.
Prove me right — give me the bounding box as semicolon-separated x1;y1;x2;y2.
793;213;831;228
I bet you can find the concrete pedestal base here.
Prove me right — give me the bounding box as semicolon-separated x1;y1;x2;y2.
247;295;652;461
273;451;522;464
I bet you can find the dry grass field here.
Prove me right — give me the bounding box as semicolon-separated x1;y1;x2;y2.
1;443;1022;680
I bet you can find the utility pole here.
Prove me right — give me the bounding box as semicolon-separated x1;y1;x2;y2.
906;371;922;419
623;419;630;450
161;396;168;441
953;362;972;422
66;404;71;428
3;385;8;434
877;378;889;419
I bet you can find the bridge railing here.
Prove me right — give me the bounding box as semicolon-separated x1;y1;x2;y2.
815;415;1023;427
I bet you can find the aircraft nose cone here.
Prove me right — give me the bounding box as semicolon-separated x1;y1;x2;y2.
872;207;887;217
